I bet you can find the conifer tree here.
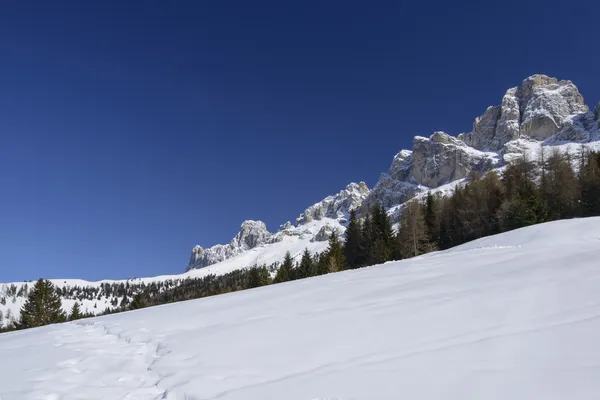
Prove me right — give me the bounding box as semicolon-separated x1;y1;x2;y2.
247;266;270;288
17;279;66;329
274;251;294;283
423;192;439;246
360;212;374;265
129;292;150;310
69;302;83;321
579;151;600;216
326;231;346;273
396;200;435;258
297;248;314;279
315;252;330;275
343;210;363;269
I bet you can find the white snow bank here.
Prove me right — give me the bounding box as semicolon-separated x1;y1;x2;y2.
1;217;600;399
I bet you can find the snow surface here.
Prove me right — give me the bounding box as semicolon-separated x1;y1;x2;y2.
2;217;600;399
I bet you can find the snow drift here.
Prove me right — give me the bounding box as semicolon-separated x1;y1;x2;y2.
1;217;600;399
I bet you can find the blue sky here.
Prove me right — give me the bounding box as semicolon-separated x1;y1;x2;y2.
1;0;599;281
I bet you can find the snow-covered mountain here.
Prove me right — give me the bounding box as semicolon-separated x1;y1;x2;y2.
2;74;599;326
3;217;600;399
187;74;600;269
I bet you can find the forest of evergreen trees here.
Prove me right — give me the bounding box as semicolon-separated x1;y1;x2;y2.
3;149;600;334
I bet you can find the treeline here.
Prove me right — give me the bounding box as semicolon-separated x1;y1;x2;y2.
3;149;600;334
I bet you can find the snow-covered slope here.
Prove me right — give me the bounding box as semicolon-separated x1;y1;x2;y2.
2;217;600;399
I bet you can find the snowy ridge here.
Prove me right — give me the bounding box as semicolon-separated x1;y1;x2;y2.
186;182;370;271
2;218;600;399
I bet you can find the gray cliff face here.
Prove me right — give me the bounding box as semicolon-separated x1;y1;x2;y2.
411;132;497;188
459;75;588;150
296;182;370;225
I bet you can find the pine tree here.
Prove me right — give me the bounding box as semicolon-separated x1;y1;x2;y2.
274;251;294;283
297;248;314;279
325;231;346;273
343;210;363;269
17;279;66;329
69;302;83;321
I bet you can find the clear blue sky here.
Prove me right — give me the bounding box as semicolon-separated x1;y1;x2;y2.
1;1;599;282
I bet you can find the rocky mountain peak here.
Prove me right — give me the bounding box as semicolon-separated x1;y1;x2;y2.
186;220;272;271
232;220;271;250
460;74;588;151
296;182;370;225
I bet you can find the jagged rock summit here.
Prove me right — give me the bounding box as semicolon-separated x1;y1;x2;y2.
187;74;600;272
365;74;598;210
187;220;272;271
459;74;588;150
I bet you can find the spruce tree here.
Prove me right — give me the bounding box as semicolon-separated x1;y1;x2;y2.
297;248;314;279
315;252;330;275
372;203;394;263
69;302;83;321
274;251;294;283
17;279;66;329
343;210;363;269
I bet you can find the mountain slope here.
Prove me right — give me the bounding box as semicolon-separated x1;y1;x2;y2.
2;217;600;399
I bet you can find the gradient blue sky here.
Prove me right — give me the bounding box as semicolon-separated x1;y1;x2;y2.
2;1;599;281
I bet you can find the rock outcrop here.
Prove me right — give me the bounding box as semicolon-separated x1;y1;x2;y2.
412;132;498;188
459;75;588;150
296;182;370;225
187;220;272;271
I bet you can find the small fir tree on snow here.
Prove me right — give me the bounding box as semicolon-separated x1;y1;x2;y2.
69;302;83;321
17;279;66;329
297;249;314;279
274;251;294;283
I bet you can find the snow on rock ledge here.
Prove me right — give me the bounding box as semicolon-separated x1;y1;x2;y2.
296;182;370;225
